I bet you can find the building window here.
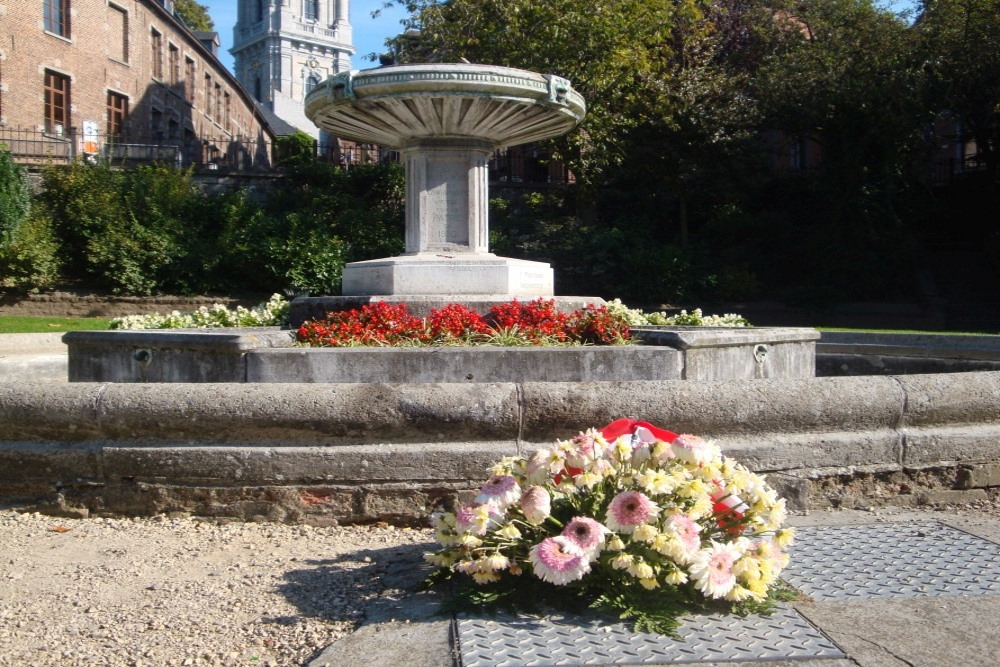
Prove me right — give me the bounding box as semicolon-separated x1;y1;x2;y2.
224;92;231;131
151;108;162;138
109;5;128;62
214;83;222;122
255;0;265;23
107;91;128;136
254;76;262;101
185;57;196;103
169;44;180;85
151;29;163;79
44;70;70;134
304;0;319;21
44;0;71;38
205;74;213;118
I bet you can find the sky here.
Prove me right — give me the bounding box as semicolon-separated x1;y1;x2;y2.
201;0;410;73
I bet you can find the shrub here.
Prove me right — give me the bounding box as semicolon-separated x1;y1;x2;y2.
0;149;61;292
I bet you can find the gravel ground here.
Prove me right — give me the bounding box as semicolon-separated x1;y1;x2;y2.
1;496;997;667
0;511;433;667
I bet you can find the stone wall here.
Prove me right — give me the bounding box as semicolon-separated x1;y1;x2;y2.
0;292;265;318
1;371;997;524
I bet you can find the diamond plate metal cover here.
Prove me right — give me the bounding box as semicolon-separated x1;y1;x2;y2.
781;520;1000;601
456;604;844;666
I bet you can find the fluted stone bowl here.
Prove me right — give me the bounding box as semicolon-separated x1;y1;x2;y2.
304;63;587;148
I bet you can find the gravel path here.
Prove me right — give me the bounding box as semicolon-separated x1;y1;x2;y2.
0;512;433;666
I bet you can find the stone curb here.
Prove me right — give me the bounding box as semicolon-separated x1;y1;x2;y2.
1;372;998;521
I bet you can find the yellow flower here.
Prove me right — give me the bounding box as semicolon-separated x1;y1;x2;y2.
774;528;795;549
610;553;634;570
664;569;688;585
459;534;483;548
472;571;501;585
688;496;714;519
606;535;625;551
575;471;603;489
680;478;709;498
639;577;660;590
484;553;510;571
498;523;522;540
632;523;659;543
746;578;769;598
628;561;655;580
724;584;755;602
637;469;675;495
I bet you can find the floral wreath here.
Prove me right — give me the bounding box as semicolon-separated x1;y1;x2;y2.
424;419;795;634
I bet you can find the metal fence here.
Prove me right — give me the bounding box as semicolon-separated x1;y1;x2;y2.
0;127;273;171
930;156;990;186
2;127;576;184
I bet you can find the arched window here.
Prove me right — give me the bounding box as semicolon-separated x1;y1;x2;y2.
306;74;321;95
303;0;319;21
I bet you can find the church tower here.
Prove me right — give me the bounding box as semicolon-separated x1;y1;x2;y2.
231;1;353;138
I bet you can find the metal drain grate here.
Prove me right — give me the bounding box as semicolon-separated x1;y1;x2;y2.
456;605;844;666
781;521;1000;601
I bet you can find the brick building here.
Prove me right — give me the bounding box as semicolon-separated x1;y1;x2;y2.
0;0;274;168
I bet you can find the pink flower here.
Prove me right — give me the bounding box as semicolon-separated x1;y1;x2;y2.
566;429;604;466
476;474;521;509
605;490;660;533
666;514;702;563
455;504;500;535
561;517;609;561
529;536;591;585
690;541;741;598
519;485;551;525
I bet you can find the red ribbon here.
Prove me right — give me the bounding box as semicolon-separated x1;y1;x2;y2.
598;418;678;443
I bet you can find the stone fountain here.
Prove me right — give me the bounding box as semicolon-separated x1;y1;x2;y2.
62;63;821;385
294;62;594;319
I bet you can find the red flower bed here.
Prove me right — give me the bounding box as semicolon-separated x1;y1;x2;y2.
297;298;632;347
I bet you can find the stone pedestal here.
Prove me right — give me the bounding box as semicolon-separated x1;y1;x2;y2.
341;137;554;296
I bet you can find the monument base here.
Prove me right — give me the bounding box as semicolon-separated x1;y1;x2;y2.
341;253;554;297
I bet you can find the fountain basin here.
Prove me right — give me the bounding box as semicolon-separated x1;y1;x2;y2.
62;327;819;383
304;64;586;148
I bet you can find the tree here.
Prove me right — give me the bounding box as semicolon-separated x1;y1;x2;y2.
174;0;214;32
917;0;1000;184
388;1;711;183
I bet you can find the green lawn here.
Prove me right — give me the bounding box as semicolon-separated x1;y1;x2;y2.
0;316;112;334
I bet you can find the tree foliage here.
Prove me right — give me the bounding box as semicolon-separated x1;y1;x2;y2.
174;0;214;32
917;0;1000;183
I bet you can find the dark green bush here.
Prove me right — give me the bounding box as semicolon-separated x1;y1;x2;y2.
0;149;61;292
